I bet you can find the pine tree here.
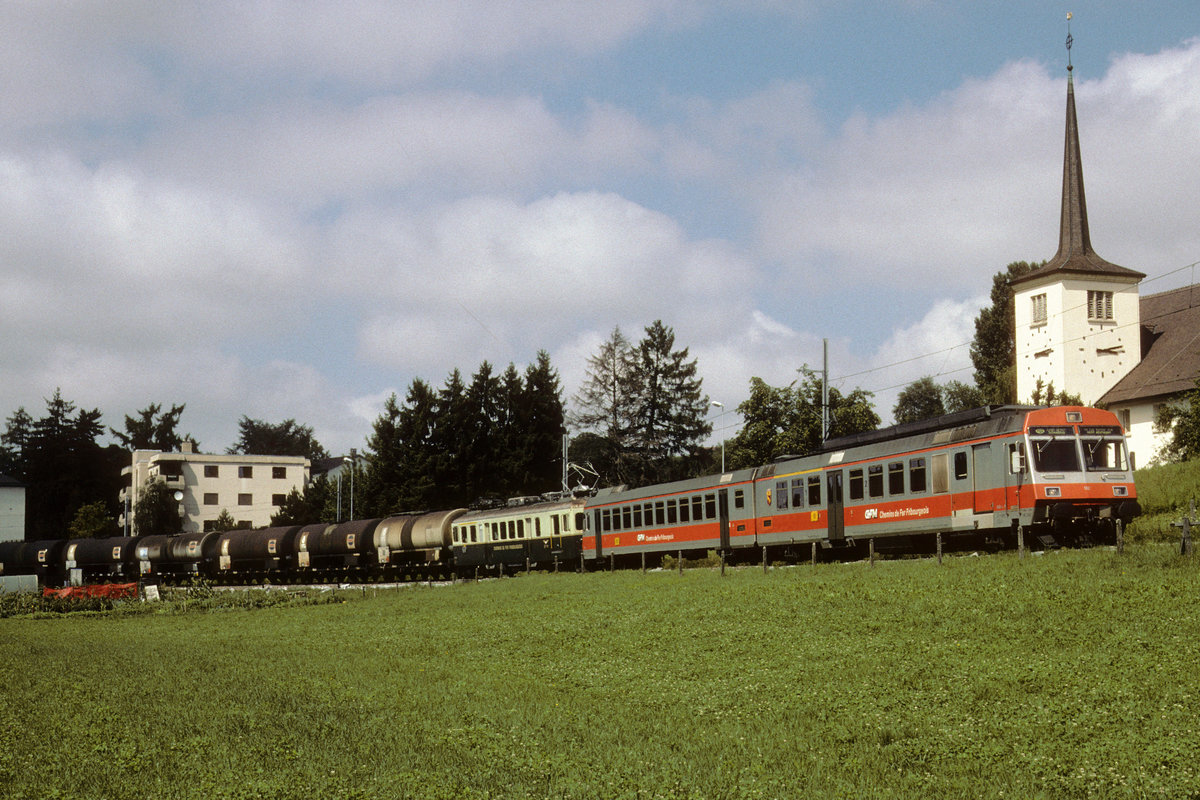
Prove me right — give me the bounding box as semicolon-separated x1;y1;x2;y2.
625;320;711;485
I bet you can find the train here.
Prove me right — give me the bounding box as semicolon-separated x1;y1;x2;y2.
0;405;1141;587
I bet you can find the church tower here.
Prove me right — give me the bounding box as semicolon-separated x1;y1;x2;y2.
1012;36;1145;406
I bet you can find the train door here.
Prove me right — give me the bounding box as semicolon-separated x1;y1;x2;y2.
592;510;603;559
972;443;991;514
826;470;845;541
718;489;731;552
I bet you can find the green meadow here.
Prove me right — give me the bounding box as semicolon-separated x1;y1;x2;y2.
2;545;1198;799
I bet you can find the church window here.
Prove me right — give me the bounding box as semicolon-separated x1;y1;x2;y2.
1031;294;1047;325
1087;290;1113;321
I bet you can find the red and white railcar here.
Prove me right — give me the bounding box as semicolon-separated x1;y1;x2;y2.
582;406;1139;564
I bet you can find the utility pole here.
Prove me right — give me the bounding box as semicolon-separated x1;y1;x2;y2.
822;338;830;442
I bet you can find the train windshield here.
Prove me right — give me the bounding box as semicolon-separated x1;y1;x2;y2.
1079;426;1129;472
1028;426;1081;472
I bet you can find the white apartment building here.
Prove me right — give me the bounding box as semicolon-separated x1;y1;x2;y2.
120;442;310;534
0;474;25;542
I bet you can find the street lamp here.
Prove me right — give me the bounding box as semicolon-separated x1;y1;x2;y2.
711;401;726;473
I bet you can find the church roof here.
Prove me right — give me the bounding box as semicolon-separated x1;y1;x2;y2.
1099;284;1200;406
1014;68;1145;287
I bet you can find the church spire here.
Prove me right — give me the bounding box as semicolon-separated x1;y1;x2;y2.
1016;19;1144;285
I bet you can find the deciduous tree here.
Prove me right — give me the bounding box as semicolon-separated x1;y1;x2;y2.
228;417;328;463
970;261;1040;403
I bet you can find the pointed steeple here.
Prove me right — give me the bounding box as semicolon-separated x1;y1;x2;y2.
1015;52;1144;286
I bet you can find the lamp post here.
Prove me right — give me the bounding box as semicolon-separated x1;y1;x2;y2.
711;401;726;473
347;448;356;521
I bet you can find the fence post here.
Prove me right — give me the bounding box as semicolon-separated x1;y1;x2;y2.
678;550;683;576
1115;518;1124;556
869;538;875;568
811;541;817;568
1173;502;1196;556
641;551;646;574
936;532;943;565
720;550;726;577
762;546;768;574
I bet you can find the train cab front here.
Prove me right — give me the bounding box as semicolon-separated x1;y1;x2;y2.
1023;407;1140;544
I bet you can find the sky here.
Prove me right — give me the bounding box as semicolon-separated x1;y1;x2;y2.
2;1;1199;460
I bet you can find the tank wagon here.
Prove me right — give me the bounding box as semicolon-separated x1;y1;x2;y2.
3;406;1140;587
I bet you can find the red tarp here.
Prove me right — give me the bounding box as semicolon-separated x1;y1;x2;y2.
42;583;138;600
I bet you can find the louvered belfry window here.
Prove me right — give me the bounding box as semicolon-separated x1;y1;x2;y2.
1087;290;1113;321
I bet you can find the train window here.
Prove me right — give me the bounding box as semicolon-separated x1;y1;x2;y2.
931;454;949;493
679;499;690;523
655;502;665;525
575;513;585;531
470;525;477;543
622;506;633;529
692;496;703;520
602;509;612;532
868;465;884;498
808;475;821;506
849;469;864;500
552;515;560;536
705;494;716;519
645;502;654;525
666;499;677;524
954;452;968;480
452;527;460;544
776;481;788;509
1029;437;1079;473
633;505;643;528
790;479;803;508
888;462;904;495
736;489;746;510
910;459;927;493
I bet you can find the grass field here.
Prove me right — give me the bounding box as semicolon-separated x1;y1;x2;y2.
2;546;1198;799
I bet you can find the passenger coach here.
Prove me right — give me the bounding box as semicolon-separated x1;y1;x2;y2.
579;405;1139;565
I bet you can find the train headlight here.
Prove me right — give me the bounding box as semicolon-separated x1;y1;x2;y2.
1045;487;1061;497
1113;486;1128;497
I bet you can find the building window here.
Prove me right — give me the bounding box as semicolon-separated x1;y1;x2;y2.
1087;290;1114;321
1031;293;1047;325
238;466;253;479
272;494;286;506
204;465;218;478
203;493;219;506
238;493;252;506
273;466;286;479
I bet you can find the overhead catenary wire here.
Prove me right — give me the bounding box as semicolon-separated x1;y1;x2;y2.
827;258;1199;396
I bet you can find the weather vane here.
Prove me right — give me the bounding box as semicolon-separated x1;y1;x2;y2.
1066;12;1074;71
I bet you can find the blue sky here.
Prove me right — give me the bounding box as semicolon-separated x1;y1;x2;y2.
2;1;1198;458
